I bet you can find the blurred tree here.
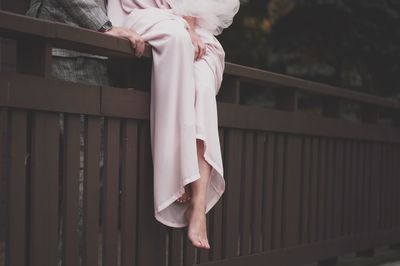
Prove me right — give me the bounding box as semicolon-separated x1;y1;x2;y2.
219;0;400;99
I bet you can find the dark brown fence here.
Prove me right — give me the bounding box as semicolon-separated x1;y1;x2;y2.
1;10;400;266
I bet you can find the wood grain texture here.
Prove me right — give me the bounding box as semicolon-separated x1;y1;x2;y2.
6;110;27;266
62;114;80;266
30;111;60;266
83;116;101;266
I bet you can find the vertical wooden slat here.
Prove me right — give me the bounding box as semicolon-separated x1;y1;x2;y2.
395;145;400;228
300;136;311;244
389;145;395;229
251;132;265;252
377;143;383;230
170;229;183;266
364;143;373;232
343;139;352;236
326;139;335;239
394;145;400;228
391;144;396;227
262;133;275;251
383;143;388;229
309;137;319;242
360;143;368;233
365;143;373;232
208;128;224;261
184;231;196;266
317;138;327;241
0;108;9;265
198;216;210;263
272;134;285;249
370;143;380;232
353;141;361;235
356;143;365;234
83;116;101;266
384;143;390;230
136;122;167;266
222;129;242;258
240;131;254;255
333;140;344;238
379;144;387;229
6;110;27;266
102;118;120;266
350;141;358;235
120;120;139;266
389;144;395;229
30;111;59;266
283;134;302;247
62;114;81;266
356;142;375;258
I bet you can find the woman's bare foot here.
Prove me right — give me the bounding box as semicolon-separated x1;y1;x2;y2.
176;185;191;204
185;202;210;249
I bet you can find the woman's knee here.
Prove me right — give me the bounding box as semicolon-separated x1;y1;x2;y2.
164;22;193;48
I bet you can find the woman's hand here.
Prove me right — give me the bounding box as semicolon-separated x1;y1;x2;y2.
105;26;145;58
183;16;206;61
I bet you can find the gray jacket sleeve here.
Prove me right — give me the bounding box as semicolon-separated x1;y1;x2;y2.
56;0;110;30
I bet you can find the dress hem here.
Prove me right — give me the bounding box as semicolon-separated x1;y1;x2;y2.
154;134;225;228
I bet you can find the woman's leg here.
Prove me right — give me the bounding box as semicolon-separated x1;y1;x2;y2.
185;139;212;249
176;186;191;203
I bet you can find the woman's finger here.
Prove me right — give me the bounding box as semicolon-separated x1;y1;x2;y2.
135;39;145;57
129;37;144;57
199;44;206;59
194;43;200;60
196;42;205;60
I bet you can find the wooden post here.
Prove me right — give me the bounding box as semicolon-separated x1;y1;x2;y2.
16;38;52;77
276;87;297;112
217;75;240;104
0;37;2;73
0;108;8;263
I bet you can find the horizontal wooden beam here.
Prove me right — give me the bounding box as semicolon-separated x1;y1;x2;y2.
1;11;399;112
217;103;400;143
199;229;400;266
0;10;152;58
1;73;399;144
224;63;400;110
0;73;101;115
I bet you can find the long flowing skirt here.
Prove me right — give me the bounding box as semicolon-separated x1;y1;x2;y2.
123;7;225;227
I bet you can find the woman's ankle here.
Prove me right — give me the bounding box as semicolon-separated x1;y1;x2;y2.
190;198;206;213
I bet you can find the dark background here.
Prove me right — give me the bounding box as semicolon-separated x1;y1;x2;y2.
1;0;399;100
219;0;400;100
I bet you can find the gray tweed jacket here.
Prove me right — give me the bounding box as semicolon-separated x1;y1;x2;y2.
26;0;109;58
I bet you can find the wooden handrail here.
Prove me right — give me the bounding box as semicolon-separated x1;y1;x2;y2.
225;63;400;110
0;10;399;112
0;10;152;57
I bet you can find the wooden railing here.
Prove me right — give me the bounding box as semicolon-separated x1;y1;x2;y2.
1;10;400;266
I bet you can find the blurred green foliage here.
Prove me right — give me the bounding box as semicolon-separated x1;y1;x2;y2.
219;0;400;99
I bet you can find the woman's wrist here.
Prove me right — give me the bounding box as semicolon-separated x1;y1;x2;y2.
183;16;196;30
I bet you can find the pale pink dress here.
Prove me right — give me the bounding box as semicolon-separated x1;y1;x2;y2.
107;0;239;227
